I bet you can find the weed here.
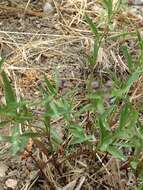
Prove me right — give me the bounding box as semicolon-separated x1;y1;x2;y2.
85;11;143;188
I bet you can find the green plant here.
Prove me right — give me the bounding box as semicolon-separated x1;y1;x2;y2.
0;59;95;155
102;0;121;26
85;13;143;186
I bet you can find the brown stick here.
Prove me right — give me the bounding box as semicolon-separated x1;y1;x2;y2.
0;5;45;17
24;148;54;189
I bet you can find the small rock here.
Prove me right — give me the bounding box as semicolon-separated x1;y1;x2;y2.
5;179;17;189
0;163;8;177
128;0;143;5
1;96;6;105
43;2;54;14
0;184;3;190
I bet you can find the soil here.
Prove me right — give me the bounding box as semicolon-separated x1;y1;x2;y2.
0;0;143;189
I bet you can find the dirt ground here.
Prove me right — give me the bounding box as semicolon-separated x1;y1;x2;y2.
0;0;143;189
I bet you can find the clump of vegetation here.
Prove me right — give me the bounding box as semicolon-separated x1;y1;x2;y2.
0;0;143;189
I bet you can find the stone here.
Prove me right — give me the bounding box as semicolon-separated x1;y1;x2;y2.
5;179;17;189
43;1;54;14
0;163;8;178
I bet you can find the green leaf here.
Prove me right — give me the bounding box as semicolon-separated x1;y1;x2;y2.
113;0;121;12
112;67;143;97
0;135;11;141
107;145;126;161
0;57;4;71
103;0;113;13
67;124;93;145
21;132;43;138
68;124;85;138
129;136;142;149
108;69;123;88
51;129;63;144
121;45;134;72
93;41;100;63
0;120;10;128
99;116;113;151
103;0;113;22
44;75;56;96
0;100;32;123
54;71;61;92
1;71;17;106
126;68;143;88
44;98;56;116
132;184;143;190
74;104;92;118
108;31;136;41
0;104;17;117
115;104;138;138
46;128;63;151
119;104;130;129
11;126;29;155
85;15;99;39
88;93;105;114
137;30;143;51
71;135;94;145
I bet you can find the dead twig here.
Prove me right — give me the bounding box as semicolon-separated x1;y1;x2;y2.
0;5;45;17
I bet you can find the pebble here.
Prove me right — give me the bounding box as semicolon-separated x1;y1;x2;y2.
1;96;6;105
5;179;17;189
43;2;54;14
0;163;8;178
129;0;143;5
